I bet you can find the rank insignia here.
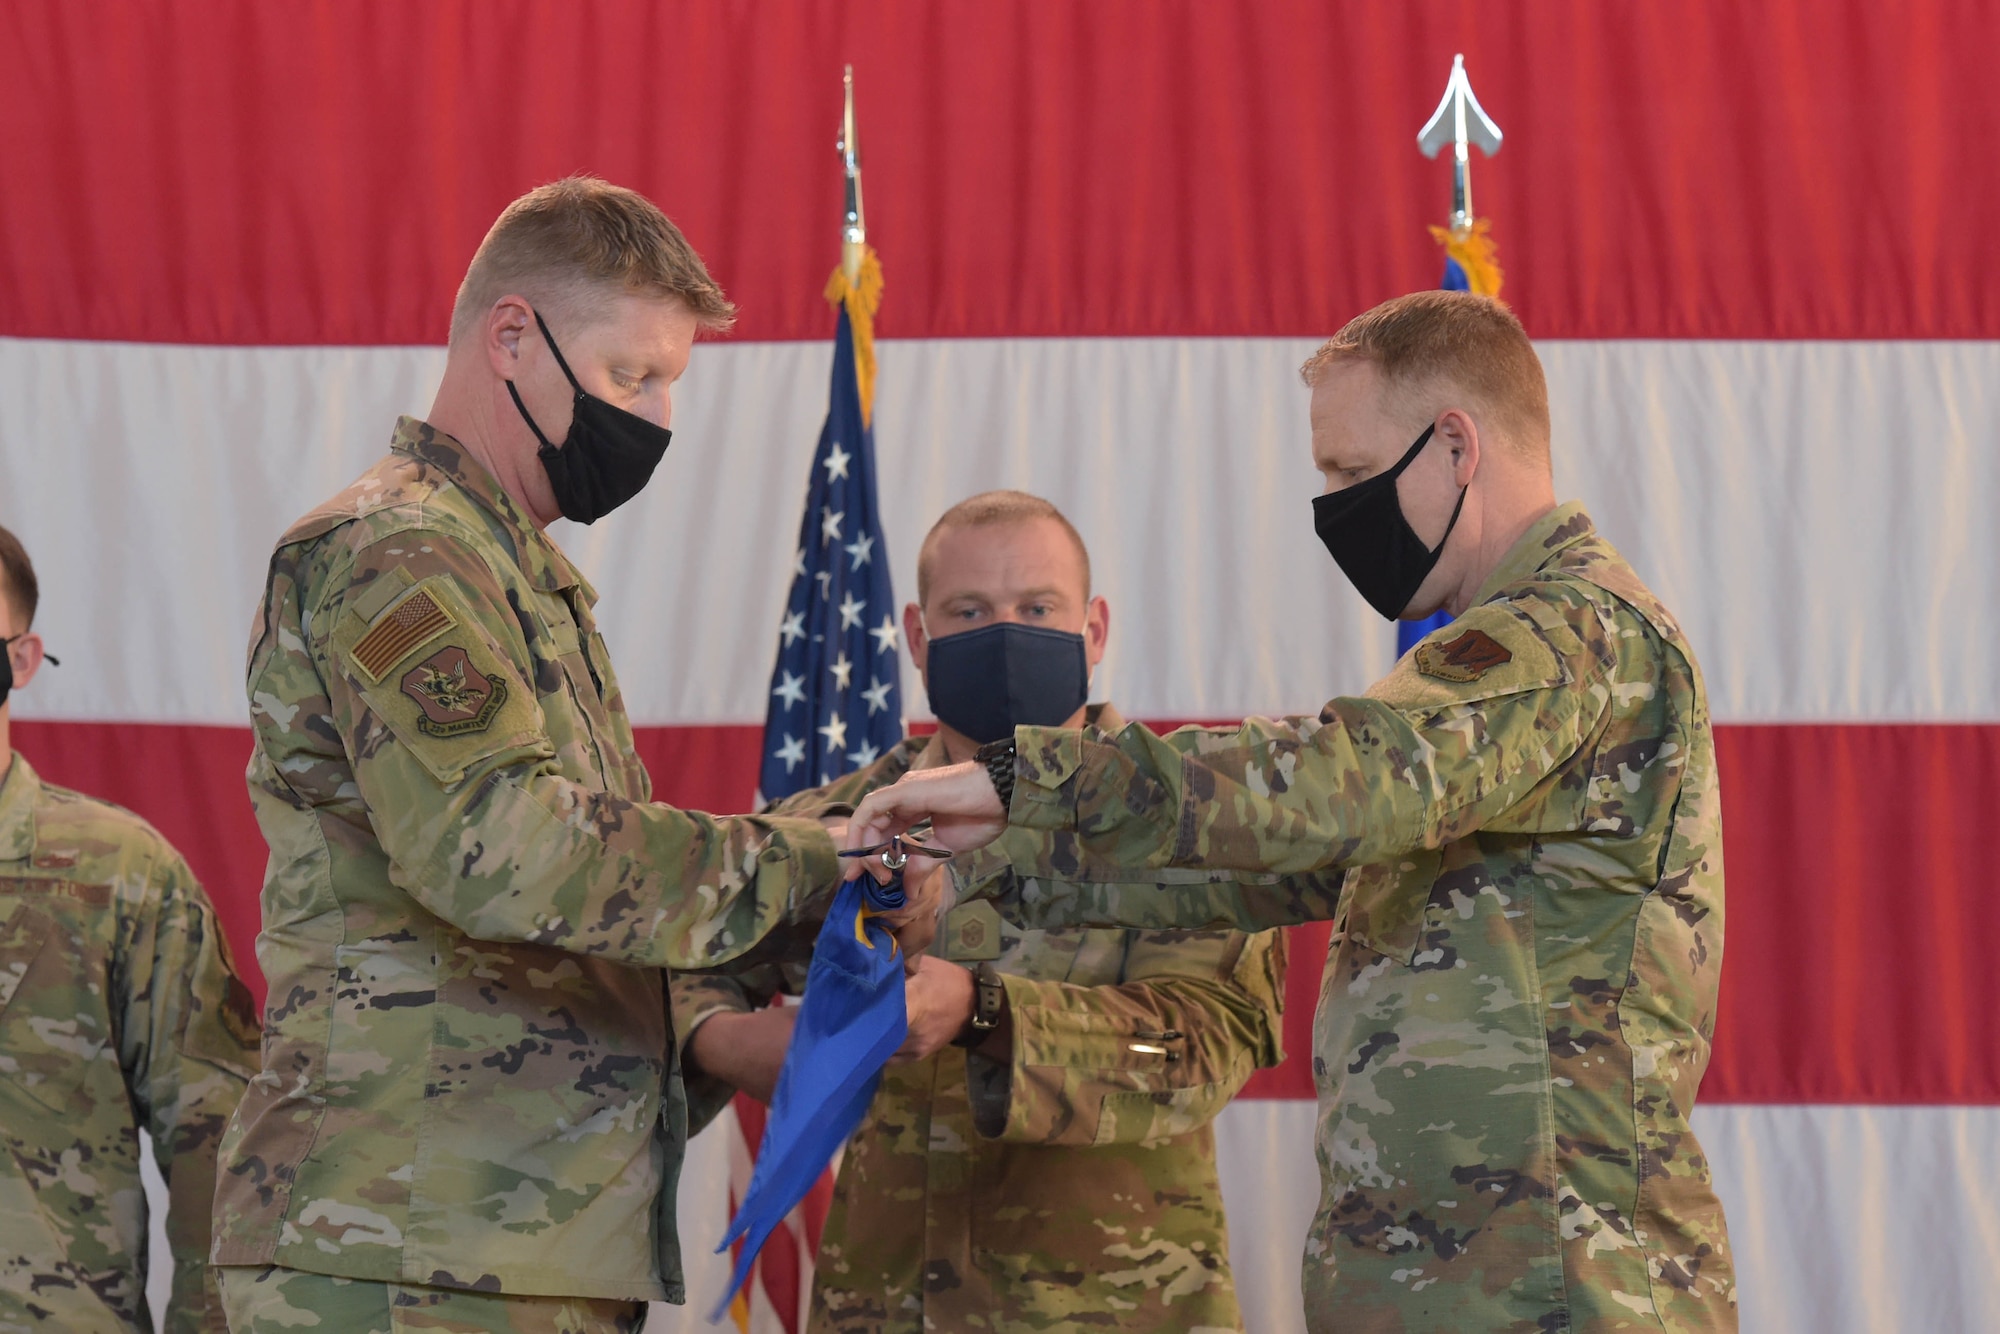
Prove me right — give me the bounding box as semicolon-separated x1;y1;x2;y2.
400;646;508;736
1414;628;1513;682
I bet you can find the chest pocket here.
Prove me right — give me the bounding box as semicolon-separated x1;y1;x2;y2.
0;897;108;1118
1340;852;1443;966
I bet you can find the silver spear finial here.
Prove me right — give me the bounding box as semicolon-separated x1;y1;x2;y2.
1417;54;1503;233
839;65;866;283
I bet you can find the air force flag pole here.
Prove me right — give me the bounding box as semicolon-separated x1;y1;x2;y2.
1399;53;1506;658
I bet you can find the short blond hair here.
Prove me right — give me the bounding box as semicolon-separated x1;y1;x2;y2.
1301;291;1550;452
916;491;1091;605
448;175;736;345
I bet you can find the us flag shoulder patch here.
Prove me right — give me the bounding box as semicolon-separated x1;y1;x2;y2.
351;586;456;681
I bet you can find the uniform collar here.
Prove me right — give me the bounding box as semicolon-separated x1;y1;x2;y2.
389;416;593;601
1469;501;1595;608
0;753;41;864
910;700;1124;772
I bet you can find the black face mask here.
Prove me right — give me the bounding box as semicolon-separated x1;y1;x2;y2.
924;622;1090;745
507;309;673;525
1311;423;1469;620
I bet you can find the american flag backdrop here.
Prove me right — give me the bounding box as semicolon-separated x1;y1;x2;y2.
758;254;901;804
2;5;1998;1332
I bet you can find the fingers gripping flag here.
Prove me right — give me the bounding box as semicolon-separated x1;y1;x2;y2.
759;251;902;803
720;249;909;1322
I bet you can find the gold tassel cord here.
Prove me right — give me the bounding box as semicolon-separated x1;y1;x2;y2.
824;246;884;428
1429;218;1504;299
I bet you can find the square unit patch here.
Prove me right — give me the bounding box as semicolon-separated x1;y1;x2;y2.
1414;628;1513;682
400;645;509;736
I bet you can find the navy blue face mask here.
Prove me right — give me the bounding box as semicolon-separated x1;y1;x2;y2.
924;622;1090;745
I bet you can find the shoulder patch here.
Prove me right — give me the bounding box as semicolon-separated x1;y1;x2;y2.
1414;628;1512;682
1369;602;1570;713
352;586;455;681
399;645;509;736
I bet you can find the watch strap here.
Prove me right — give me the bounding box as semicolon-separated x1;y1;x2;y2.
952;962;1006;1047
973;737;1017;813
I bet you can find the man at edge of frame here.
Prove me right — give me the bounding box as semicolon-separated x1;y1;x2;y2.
843;290;1737;1334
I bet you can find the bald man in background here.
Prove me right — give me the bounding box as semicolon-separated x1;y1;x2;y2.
675;491;1285;1333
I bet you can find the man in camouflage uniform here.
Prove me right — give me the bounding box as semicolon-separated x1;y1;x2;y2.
848;293;1736;1332
676;492;1286;1333
0;525;259;1332
210;179;910;1332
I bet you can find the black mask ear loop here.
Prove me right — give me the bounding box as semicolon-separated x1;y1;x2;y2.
503;309;583;452
0;634;55;667
1386;423;1471;552
1381;423;1438;482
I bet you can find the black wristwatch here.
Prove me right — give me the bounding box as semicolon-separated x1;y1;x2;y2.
973;737;1017;812
952;962;1006;1048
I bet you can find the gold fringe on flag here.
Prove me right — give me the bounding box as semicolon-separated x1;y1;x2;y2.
1429;219;1504;298
825;246;884;428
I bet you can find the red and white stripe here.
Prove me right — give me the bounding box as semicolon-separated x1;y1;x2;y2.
5;4;1996;1330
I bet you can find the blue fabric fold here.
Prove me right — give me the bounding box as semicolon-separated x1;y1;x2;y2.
712;870;908;1318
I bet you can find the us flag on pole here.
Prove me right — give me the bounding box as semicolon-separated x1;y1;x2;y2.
729;249;900;1333
757;251;901;804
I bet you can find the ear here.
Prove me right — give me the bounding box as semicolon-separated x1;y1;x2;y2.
1083;596;1110;670
902;601;927;675
7;632;46;693
485;296;536;382
1435;407;1482;488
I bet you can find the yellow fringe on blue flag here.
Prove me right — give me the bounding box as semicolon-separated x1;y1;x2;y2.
1430;219;1504;298
824;247;884;427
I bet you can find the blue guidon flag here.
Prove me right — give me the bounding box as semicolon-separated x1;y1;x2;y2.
758;252;902;802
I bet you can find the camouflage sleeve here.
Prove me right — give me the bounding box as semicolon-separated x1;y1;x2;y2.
966;926;1286;1146
1002;595;1608;895
119;852;259;1334
962;821;1349;933
301;528;841;969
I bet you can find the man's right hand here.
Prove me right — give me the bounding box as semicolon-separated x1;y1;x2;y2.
685;1006;797;1104
845;762;1007;877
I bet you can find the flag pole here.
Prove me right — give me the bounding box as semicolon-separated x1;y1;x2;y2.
1417;54;1504;297
1397;54;1508;659
839;65;866;286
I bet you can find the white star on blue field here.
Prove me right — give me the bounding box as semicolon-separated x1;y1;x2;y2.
760;306;902;799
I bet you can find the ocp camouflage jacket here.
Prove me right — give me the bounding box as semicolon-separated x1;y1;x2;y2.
674;708;1288;1333
0;754;257;1333
212;418;842;1303
980;504;1735;1333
